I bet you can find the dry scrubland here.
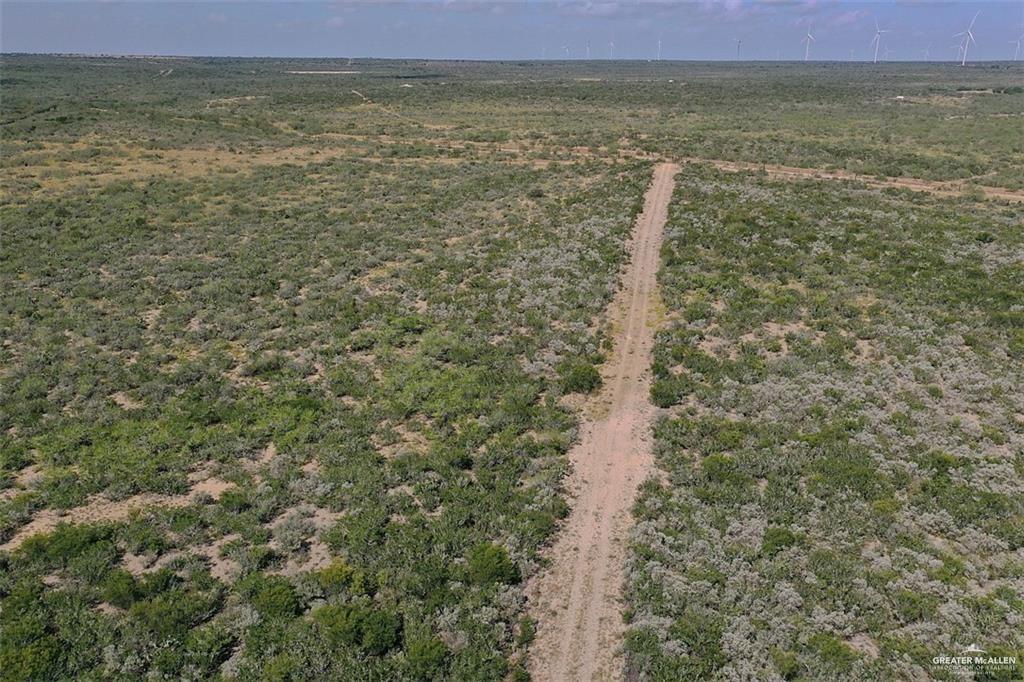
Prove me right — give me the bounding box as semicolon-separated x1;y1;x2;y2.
630;169;1023;679
1;55;1022;680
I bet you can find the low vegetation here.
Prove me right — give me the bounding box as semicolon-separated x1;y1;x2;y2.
1;55;651;676
627;167;1024;679
1;54;1021;679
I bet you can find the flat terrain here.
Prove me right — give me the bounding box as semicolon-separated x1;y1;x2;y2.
1;56;1022;680
628;168;1023;679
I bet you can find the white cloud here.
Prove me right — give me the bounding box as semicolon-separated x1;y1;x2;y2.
828;9;867;28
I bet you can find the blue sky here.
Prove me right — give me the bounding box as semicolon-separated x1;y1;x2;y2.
3;1;1022;61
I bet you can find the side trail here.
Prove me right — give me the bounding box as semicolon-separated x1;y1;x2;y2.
526;163;679;681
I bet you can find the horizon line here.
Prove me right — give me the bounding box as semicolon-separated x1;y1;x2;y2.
4;52;1019;65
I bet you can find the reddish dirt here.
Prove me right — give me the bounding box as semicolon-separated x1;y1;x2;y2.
526;163;678;681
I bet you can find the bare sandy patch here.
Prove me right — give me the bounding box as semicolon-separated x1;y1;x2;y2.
1;492;192;552
286;70;361;75
2;471;243;553
377;422;430;459
142;307;161;330
243;442;278;474
2;141;357;196
697;334;736;359
205;95;268;108
193;534;242;582
189;477;234;501
110;391;144;410
15;464;44;488
847;633;880;659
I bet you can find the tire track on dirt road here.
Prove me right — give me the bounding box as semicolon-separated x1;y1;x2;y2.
526;163;678;682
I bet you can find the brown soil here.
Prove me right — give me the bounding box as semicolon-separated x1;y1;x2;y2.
681;156;1024;203
1;472;240;552
526;163;678;681
0;493;192;552
9;133;1020;204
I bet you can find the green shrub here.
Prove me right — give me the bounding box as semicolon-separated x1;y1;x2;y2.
516;616;537;646
466;543;520;585
317;559;354;591
558;360;602;394
807;634;857;669
129;588;221;640
921;450;961;475
667;610;726;677
772;649;800;680
262;652;302;681
313;604;402;656
219;487;251;512
700;454;743;485
358;606;401;655
405;636;449;679
1008;331;1024;359
18;523;115;568
0;636;63;682
761;526;798;557
242;352;287;377
185;623;235;672
650;375;693;408
893;589;939;623
102;569;141;608
238;574;299;619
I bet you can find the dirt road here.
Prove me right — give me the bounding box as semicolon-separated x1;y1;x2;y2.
526;163;678;682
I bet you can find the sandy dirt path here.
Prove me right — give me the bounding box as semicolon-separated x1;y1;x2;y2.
526;162;678;682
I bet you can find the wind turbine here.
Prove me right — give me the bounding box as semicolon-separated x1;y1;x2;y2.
802;24;815;62
1011;33;1023;61
562;45;570;59
735;38;742;60
921;43;932;61
586;40;591;59
871;19;890;63
954;11;979;66
609;37;615;60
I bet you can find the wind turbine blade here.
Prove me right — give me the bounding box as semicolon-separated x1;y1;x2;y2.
968;11;979;31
